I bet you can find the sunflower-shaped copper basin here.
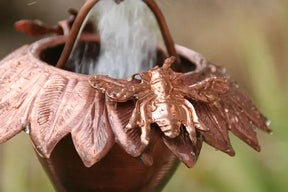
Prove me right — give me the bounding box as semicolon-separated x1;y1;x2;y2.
0;32;271;192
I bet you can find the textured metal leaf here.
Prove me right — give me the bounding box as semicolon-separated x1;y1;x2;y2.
106;100;145;157
192;101;235;155
162;126;203;168
178;63;270;154
0;38;271;170
0;44;115;167
30;74;71;157
0;46;47;143
71;91;114;167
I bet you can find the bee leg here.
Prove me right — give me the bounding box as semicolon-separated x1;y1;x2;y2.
140;125;150;146
125;101;141;130
139;96;155;145
181;103;197;144
183;99;209;143
184;99;209;132
125;93;154;131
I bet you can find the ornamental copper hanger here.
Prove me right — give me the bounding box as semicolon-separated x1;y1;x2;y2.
0;0;271;191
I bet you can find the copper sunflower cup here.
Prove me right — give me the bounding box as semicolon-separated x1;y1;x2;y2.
0;0;271;191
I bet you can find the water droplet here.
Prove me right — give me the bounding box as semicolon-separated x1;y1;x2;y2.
224;108;229;113
232;116;239;123
266;120;271;127
129;86;135;92
269;131;273;136
24;125;30;134
210;65;216;73
36;145;44;153
148;103;157;112
191;152;198;161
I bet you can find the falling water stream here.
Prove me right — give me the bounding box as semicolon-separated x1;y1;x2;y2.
67;0;159;79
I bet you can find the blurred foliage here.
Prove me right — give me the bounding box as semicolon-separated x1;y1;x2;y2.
0;0;287;192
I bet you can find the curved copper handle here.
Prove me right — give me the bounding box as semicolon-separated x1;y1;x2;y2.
56;0;100;68
143;0;178;60
56;0;179;69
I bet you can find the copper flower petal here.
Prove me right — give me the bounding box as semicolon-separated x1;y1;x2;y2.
162;127;203;168
218;82;270;151
106;100;146;157
192;101;235;156
179;63;270;155
0;40;115;166
222;82;270;132
0;46;47;143
30;73;73;157
227;103;260;151
71;91;114;167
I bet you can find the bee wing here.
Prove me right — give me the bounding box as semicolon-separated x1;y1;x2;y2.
89;75;141;102
0;45;114;167
174;63;270;154
89;75;128;91
174;64;230;103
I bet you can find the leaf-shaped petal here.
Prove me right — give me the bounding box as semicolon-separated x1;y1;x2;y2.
162;126;203;168
71;91;114;167
0;43;116;167
223;82;270;132
30;73;71;157
106;100;145;157
191;101;235;156
0;50;48;143
179;63;269;154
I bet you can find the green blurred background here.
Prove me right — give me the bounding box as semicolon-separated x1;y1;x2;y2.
0;0;287;191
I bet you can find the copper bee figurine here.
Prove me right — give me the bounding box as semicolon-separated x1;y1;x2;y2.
89;56;225;145
89;54;271;157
